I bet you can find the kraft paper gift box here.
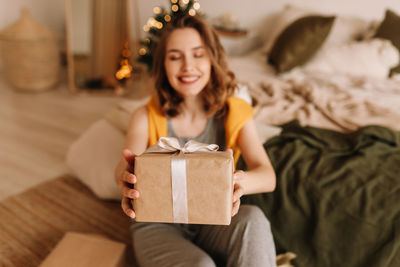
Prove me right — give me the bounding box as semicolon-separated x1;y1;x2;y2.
40;232;126;267
134;137;234;225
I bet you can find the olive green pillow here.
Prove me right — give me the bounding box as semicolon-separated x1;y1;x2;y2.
268;15;336;73
374;9;400;76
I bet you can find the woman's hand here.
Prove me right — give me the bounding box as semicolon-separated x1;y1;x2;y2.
115;149;140;218
232;170;245;217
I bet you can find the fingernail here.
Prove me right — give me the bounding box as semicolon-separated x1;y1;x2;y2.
130;176;136;183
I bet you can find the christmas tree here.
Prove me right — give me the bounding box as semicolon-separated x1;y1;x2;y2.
137;0;202;71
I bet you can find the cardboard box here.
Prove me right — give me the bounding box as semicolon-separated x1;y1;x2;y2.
134;151;233;225
40;232;126;267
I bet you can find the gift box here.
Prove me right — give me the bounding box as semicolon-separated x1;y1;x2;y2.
134;137;233;225
40;232;126;267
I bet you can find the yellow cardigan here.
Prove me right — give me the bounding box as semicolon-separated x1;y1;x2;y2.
146;95;253;165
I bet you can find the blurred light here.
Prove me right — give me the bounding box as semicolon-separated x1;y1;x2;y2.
164;14;171;22
139;48;147;55
193;2;200;9
122;49;131;57
188;9;196;16
171;0;178;3
156;22;163;29
115;64;132;80
182;0;189;4
143;25;150;32
147;17;157;27
153;6;161;14
172;4;179;12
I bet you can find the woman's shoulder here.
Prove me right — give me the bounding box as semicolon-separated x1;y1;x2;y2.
226;96;253;112
130;105;148;125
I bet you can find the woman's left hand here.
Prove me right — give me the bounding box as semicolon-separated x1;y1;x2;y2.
232;170;245;217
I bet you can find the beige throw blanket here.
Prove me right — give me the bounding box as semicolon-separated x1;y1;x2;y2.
249;71;400;132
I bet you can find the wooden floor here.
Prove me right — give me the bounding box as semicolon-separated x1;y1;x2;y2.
0;69;150;200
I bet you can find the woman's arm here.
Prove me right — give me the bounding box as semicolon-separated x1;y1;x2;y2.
235;119;276;195
114;105;149;218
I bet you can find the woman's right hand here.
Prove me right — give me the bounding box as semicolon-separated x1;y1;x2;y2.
115;149;140;218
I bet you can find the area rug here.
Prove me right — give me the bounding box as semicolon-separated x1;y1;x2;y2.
0;174;135;267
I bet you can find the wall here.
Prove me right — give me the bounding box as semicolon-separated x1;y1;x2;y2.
2;0;400;39
1;0;400;67
0;0;65;35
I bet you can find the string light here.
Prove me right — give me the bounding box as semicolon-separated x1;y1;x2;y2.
147;17;155;27
182;0;189;4
164;14;171;22
115;64;132;80
143;25;150;32
139;48;147;56
171;0;178;3
156;22;163;29
193;2;200;10
188;9;196;16
171;4;179;12
153;6;161;14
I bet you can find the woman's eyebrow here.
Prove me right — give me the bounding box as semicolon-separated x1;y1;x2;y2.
166;49;181;54
167;46;204;53
192;46;204;51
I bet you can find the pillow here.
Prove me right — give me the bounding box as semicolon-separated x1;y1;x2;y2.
298;39;399;78
66;119;124;200
373;9;400;76
261;5;371;55
261;5;316;54
268;15;335;73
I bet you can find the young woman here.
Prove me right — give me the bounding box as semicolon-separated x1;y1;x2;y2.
115;14;277;267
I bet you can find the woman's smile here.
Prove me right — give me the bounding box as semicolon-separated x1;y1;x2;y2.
178;75;201;84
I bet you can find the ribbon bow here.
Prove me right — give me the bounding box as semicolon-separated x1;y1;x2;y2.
146;137;219;153
145;137;219;223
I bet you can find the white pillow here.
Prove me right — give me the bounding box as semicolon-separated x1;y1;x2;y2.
261;5;371;55
298;39;399;78
66;119;124;200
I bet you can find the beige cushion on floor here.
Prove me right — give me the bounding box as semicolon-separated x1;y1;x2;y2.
66;119;124;200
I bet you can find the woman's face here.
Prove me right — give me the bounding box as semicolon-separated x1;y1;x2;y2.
164;27;211;98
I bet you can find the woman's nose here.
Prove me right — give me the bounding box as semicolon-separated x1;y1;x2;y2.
182;56;194;71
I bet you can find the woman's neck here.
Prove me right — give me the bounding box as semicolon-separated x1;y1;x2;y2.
179;95;206;121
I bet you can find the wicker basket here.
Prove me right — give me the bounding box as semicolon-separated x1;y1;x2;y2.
0;8;60;92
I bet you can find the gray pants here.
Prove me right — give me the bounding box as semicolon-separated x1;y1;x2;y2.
130;205;276;267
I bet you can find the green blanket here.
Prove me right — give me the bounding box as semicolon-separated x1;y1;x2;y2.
239;120;400;267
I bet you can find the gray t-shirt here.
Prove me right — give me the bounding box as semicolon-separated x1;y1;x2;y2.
167;115;226;150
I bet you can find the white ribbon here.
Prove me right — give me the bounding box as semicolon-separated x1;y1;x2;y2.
145;137;219;223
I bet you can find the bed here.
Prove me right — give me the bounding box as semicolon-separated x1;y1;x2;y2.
229;6;400;266
66;5;400;267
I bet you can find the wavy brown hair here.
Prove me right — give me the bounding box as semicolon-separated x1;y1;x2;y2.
152;14;237;118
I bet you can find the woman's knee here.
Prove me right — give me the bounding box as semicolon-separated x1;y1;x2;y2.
190;254;216;267
236;205;271;227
